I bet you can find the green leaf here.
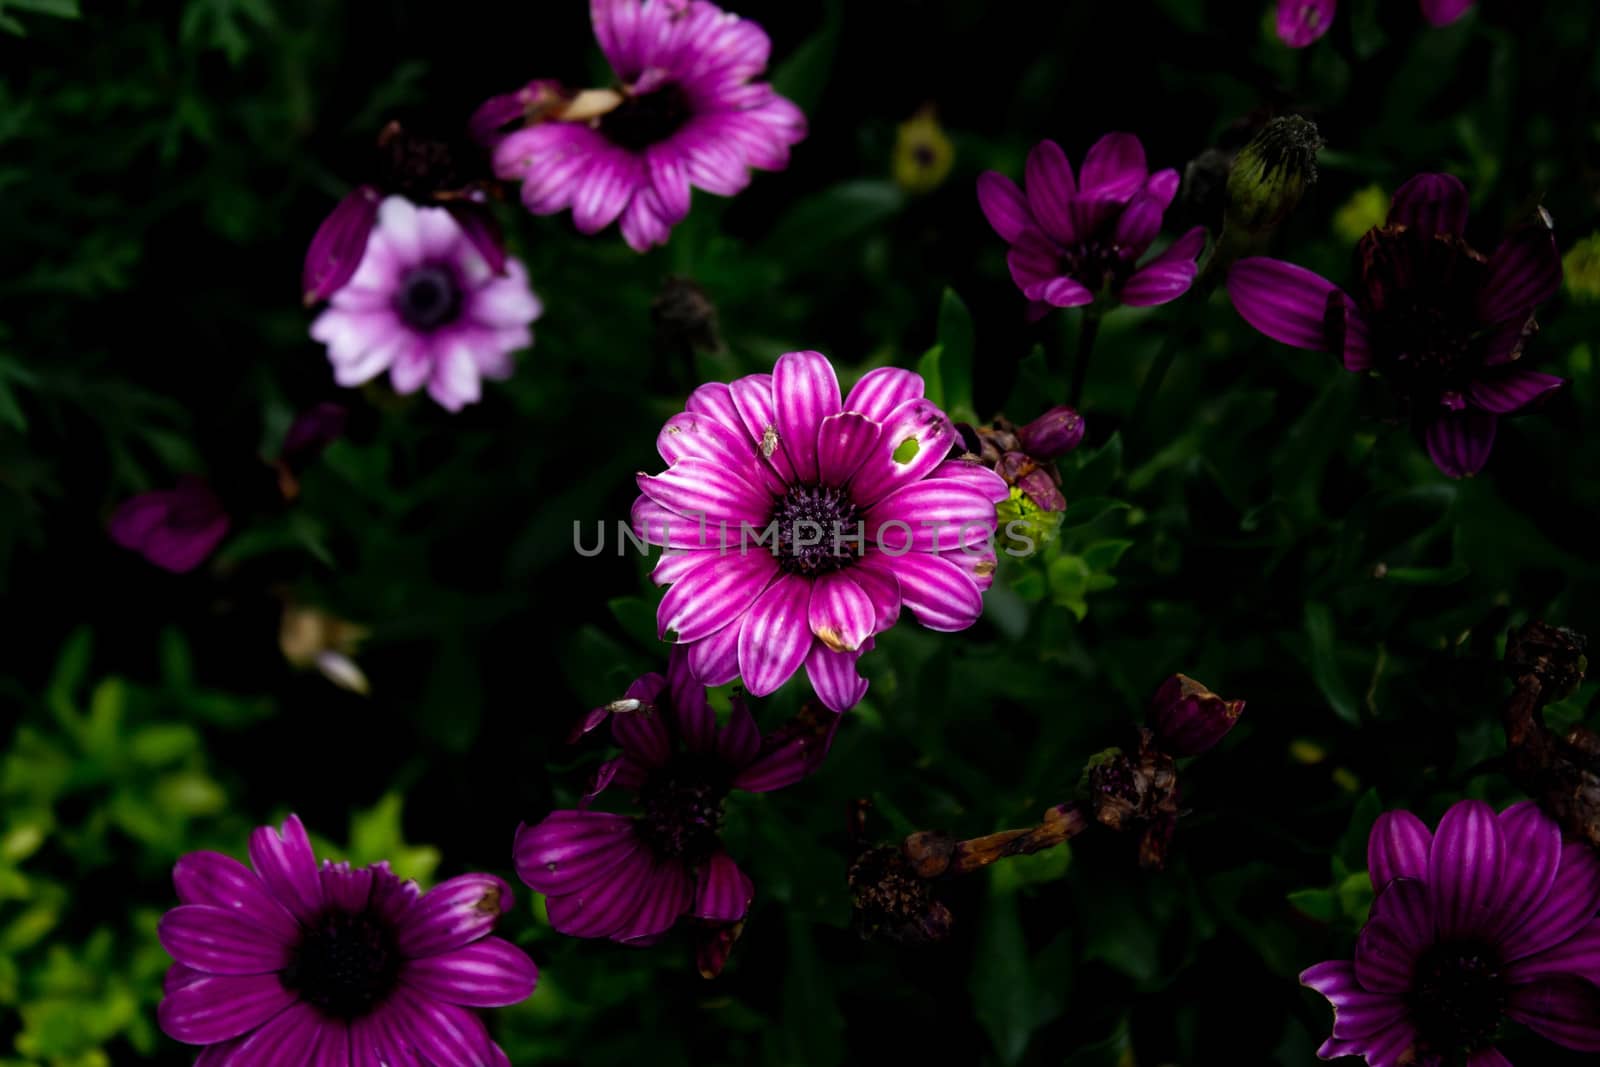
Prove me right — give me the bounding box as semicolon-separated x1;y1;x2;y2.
1304;602;1360;725
1081;538;1134;572
758;180;905;268
1378;562;1470;586
971;880;1061;1065
916;345;945;409
768;0;840;113
347;793;441;886
937;288;975;420
1287;888;1340;923
1064;433;1122;497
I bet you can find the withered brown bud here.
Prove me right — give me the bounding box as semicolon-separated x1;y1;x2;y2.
1503;621;1600;848
377;121;467;200
1085;729;1181;870
1505;622;1588;703
652;276;722;358
848;845;954;945
695;920;744;979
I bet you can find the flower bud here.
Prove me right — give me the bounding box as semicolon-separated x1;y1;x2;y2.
280;403;349;468
1563;232;1600;303
1015;405;1085;460
108;477;231;574
995;486;1063;557
302;185;381;306
1225;115;1322;236
1148;674;1244;757
892;106;954;195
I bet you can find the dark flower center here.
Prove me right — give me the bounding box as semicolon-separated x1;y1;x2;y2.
1357;226;1491;398
599;83;693;151
769;484;863;577
1410;940;1508;1056
637;754;729;862
280;909;401;1020
394;265;462;330
1059;239;1127;295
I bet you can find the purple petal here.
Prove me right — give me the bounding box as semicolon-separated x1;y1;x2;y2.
684;381;747;437
1368;878;1434;953
1112;169;1180;254
247;815;323;925
803;640;871;712
619;185;674;252
157;972;296;1045
1479;217;1563;323
1489;800;1563;942
667;646;717;752
636;458;773;526
1120;226;1208;307
1024;140;1080;245
107;492;169;551
717;690;762;766
1299;959;1410;1039
930;459;1011;503
977;171;1034;243
389;987;505;1067
1078;132;1147;201
633;497;742;550
772;350;843;484
403;937;537;1008
1388;173;1469;237
1040;276;1095;307
1419;0;1474;26
656;548;778;643
512;812;636;895
808;571;875;653
1277;0;1337;47
303;185;381;306
1502;842;1600;963
844;367;925;423
1468;368;1564;414
611;691;672;768
319;861;375;914
686;618;744;687
736;574;814;697
223;1001;337;1066
1428;798;1504;941
1507;979;1600;1052
444;202;507;275
397;873;512;958
615;857;695;943
693;850;754;922
1507;918;1600;988
544;848;655;939
1227;257;1372;369
865;482;996;553
1466;1050;1512;1067
658;410;784;495
1368;810;1434;891
1007;228;1065;298
590;0;643;75
646;143;692;224
860;551;982;632
1354;917;1424;994
159;905;292;974
730;372;799;483
848;398;961;507
1424;412;1497;478
571;150;641;236
172;852;299;941
817;412;883;488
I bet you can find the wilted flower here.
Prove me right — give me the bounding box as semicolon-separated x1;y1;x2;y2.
848;844;954;945
514;653;836;959
1302;799;1600;1064
1502;621;1600;849
633;351;1008;711
280;604;371;695
1224;115;1321;235
1228;173;1564;477
1084;730;1180;870
109;477;231;573
489;0;806;252
309;197;543;411
892;106;954;195
1563;232;1600;302
1276;0;1473;48
158;815;536;1064
1148;674;1244;757
977;134;1207;314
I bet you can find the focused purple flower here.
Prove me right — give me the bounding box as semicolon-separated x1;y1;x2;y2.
109;477;231;573
514;651;836;957
1227;173;1564;477
632;350;1010;712
977;134;1207;315
158;815;536;1065
1277;0;1473;48
309;197;543;411
1015;405;1086;460
490;0;806;252
1302;798;1600;1063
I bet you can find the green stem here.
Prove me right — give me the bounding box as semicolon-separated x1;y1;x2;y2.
1129;327;1181;434
1068;306;1102;407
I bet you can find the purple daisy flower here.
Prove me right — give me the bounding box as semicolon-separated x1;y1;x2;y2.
109;476;231;573
977;134;1208;316
514;650;836;958
490;0;806;252
1227;173;1564;478
309;197;543;412
1302;798;1600;1064
158;814;537;1065
632;350;1010;712
1278;0;1474;49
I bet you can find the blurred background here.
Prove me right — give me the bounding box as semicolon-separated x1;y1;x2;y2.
2;0;1598;1063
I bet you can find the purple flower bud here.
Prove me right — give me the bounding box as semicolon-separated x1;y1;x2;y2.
280;403;348;468
468;79;566;147
1016;405;1085;460
1016;467;1066;512
1148;674;1245;757
302;185;381;306
108;477;230;573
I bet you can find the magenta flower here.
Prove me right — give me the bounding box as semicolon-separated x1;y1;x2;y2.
977;134;1207;315
158;815;536;1065
514;651;836;959
1228;173;1564;478
109;476;230;573
632;350;1009;712
490;0;806;252
309;197;543;412
1277;0;1474;48
1302;799;1600;1063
